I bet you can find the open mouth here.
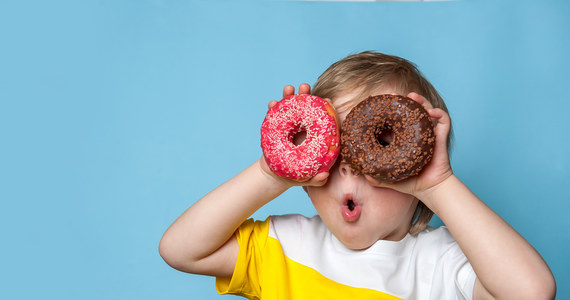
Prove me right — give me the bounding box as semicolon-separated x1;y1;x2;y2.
347;199;356;211
342;195;361;222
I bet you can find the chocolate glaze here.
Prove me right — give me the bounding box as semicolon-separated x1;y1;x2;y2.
341;94;435;182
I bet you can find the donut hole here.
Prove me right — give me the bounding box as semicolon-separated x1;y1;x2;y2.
375;126;394;147
290;127;308;146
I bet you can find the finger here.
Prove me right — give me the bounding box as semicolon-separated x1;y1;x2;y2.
407;92;433;111
308;172;329;187
364;175;389;188
364;175;381;186
409;92;437;126
283;85;295;99
427;108;450;129
267;100;278;110
428;108;451;154
365;174;414;195
298;83;311;95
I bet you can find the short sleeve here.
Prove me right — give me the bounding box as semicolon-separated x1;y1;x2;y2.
425;227;477;300
215;217;271;299
456;261;476;300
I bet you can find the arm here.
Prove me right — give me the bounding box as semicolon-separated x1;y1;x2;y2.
159;84;329;277
422;174;556;300
159;159;290;277
367;93;556;300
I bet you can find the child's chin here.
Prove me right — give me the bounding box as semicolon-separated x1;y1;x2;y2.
345;241;374;251
337;235;375;251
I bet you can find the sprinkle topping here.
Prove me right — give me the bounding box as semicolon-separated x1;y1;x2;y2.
261;94;340;181
340;94;435;182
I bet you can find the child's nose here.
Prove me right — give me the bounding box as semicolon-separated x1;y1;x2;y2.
339;163;360;178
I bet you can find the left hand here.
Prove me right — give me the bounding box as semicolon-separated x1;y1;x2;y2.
364;92;454;206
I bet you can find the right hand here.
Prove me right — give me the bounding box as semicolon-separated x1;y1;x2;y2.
260;83;332;188
258;155;331;188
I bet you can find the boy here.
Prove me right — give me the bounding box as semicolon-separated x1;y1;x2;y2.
159;51;556;299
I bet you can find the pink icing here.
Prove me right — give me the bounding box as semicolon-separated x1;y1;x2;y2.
260;94;340;181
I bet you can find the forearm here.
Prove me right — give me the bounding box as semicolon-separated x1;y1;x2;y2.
421;175;555;299
161;160;290;265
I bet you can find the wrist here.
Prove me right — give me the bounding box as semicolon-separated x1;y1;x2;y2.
255;159;295;192
416;174;459;212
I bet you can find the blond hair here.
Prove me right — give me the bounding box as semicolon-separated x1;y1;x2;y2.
312;51;453;235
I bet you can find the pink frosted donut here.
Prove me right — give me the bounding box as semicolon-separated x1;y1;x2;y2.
261;94;340;181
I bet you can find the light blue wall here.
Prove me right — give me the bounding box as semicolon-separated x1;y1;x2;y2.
1;0;568;299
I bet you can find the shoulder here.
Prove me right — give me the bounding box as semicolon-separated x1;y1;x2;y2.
415;226;460;251
236;214;325;248
269;214;326;239
414;226;474;276
409;226;470;265
267;214;328;257
270;214;324;228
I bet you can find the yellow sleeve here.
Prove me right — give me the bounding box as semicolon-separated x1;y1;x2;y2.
216;217;270;300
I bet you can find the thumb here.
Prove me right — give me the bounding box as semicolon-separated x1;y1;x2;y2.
364;175;390;188
365;174;414;195
308;172;330;187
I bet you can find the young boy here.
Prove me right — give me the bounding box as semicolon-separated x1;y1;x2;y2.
159;51;556;299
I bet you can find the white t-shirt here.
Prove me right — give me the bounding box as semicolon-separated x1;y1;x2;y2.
217;214;476;300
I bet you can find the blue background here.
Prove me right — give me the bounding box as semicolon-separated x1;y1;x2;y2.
1;0;568;299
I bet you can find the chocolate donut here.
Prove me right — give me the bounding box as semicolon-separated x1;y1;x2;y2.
341;94;435;182
261;94;340;181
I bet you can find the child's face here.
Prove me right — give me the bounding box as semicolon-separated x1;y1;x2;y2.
306;87;418;250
